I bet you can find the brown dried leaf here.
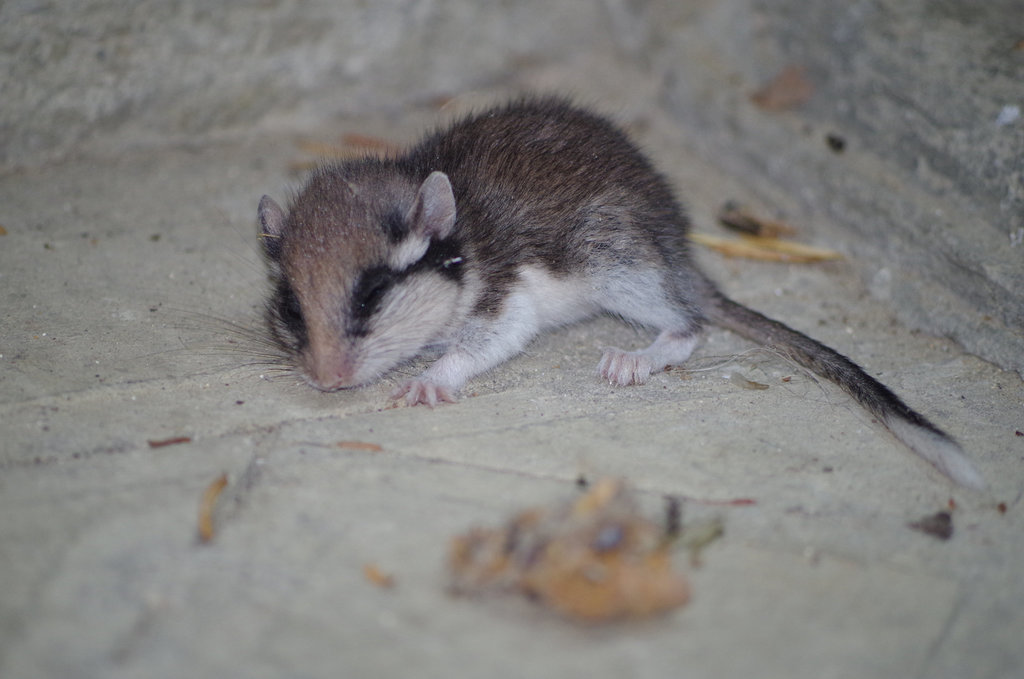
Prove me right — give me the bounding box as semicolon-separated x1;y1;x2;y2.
729;373;769;390
751;65;814;111
690;232;843;263
363;563;396;588
290;133;402;171
448;478;690;622
197;473;228;544
335;441;384;452
908;511;953;540
718;202;798;238
341;133;401;152
147;436;192;448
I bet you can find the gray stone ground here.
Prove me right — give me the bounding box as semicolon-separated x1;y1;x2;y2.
2;55;1023;678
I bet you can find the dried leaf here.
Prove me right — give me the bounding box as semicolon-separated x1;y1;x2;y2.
908;511;953;540
335;441;384;452
363;563;396;588
825;133;847;153
341;133;401;152
290;133;402;171
147;436;192;448
729;373;770;390
690;232;843;263
718;202;798;238
699;497;756;507
449;479;691;622
751;65;814;111
198;473;228;543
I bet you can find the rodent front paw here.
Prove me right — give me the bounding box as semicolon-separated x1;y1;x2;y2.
597;348;652;386
391;379;457;407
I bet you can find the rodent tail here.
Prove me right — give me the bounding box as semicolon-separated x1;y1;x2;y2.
702;288;985;489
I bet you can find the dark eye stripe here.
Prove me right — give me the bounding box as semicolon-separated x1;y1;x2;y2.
346;236;465;336
269;280;307;351
350;266;396;334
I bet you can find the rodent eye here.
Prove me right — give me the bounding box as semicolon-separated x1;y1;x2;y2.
361;282;388;310
281;289;302;325
270;281;307;351
352;266;395;323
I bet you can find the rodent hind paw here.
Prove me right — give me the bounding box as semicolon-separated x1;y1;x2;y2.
391;379;457;407
597;348;652;386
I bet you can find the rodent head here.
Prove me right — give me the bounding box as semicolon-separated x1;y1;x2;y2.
258;167;465;391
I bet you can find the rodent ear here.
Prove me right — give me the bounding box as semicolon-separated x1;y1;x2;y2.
258;195;286;259
407;171;456;239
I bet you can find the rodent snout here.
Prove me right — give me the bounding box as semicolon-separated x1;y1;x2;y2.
301;347;361;392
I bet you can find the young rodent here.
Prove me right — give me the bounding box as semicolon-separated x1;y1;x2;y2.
257;97;983;489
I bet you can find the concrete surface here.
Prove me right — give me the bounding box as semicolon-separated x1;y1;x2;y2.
0;0;614;167
651;0;1024;378
4;0;1022;373
3;1;1024;677
2;53;1023;678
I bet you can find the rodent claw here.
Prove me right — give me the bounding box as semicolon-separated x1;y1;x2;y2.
597;348;652;386
392;379;456;407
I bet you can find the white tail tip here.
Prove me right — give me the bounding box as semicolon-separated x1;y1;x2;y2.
886;418;986;490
